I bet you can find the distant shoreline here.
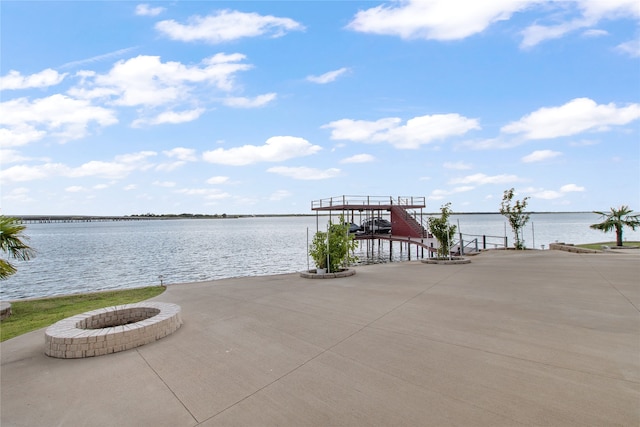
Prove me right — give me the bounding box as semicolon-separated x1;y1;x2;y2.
10;212;598;225
10;211;595;220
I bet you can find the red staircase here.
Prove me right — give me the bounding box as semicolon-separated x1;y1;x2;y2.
390;206;427;238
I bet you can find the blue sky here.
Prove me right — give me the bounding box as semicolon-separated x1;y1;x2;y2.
1;0;639;215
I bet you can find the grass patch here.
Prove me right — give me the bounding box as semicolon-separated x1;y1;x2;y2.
576;241;640;250
1;286;165;342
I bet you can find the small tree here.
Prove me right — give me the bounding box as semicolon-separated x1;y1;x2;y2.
0;216;36;280
590;205;640;247
500;188;530;250
309;230;329;270
428;203;457;258
309;215;358;272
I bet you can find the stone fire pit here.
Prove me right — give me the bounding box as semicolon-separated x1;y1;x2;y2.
45;302;182;359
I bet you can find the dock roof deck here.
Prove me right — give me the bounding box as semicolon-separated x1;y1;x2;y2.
311;195;425;211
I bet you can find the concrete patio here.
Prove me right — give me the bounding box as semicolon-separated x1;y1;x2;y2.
2;249;639;426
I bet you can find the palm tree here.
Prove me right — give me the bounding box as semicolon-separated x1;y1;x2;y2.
0;216;35;280
590;206;640;247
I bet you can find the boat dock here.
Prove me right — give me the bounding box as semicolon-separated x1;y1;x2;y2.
311;195;445;258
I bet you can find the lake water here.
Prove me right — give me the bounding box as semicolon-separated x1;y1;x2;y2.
2;213;637;300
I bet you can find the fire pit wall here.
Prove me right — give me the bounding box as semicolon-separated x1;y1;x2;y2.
45;302;182;359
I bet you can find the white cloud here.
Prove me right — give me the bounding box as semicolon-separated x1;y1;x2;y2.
521;21;585;49
267;166;341;180
0;125;47;147
340;154;375;164
559;183;585;192
345;0;638;52
3;187;34;203
428;189;449;200
69;152;156;179
521;0;640;48
155;148;196;172
582;29;609;37
175;188;231;200
616;39;640;57
114;151;157;164
155;161;185;172
531;189;563;200
428;186;475;200
324;113;479;149
0;94;118;147
123;184;137;191
527;183;586;200
347;0;536;41
269;190;292;201
443;161;472;170
502;98;640;140
135;4;165;17
153;181;176;188
0;163;69;183
222;93;277;108
521;150;562;163
1;69;67;90
60;48;139;70
569;139;599;147
461;136;523;150
0;149;36;163
449;173;523;186
65;186;86;193
163;147;198;161
306;68;350;84
133;108;205;127
0;151;157;183
206;176;229;185
155;10;304;44
580;0;640;20
323;117;400;142
69;54;252;108
202;136;321;166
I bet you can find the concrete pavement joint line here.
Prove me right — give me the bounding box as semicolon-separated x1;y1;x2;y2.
579;253;640;313
136;349;199;425
200;269;463;425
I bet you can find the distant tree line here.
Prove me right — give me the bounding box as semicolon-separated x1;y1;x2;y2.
129;213;234;219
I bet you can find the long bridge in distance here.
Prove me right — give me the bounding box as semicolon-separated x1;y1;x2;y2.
15;215;156;224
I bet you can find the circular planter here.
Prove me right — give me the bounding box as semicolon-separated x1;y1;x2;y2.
45;302;182;359
300;268;356;279
421;257;470;265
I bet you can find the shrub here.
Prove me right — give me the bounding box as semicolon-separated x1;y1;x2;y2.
309;215;358;272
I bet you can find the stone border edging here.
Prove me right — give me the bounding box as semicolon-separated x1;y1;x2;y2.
0;302;12;321
421;258;471;265
299;269;356;279
549;243;599;253
45;302;182;359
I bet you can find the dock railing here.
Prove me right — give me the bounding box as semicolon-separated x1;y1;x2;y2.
311;195;426;210
457;233;508;253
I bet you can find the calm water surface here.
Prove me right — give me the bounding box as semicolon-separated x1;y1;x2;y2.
2;213;638;300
